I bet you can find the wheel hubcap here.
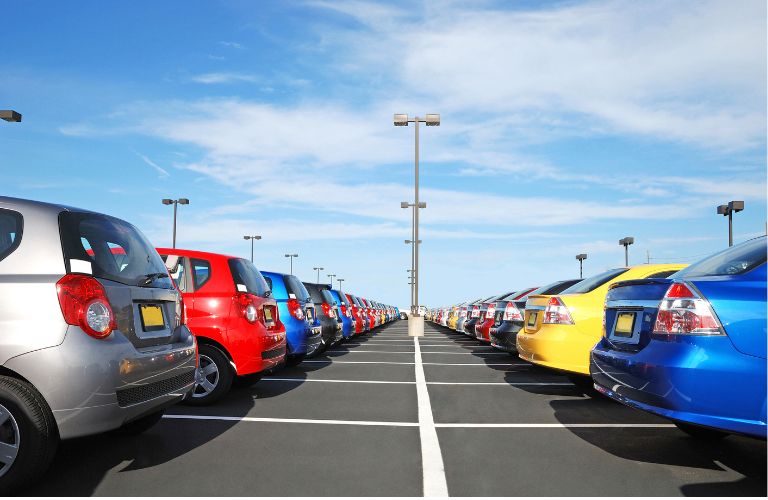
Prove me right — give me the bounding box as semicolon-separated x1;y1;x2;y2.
0;403;20;478
193;354;220;398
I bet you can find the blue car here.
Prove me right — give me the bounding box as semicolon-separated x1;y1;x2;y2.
261;271;322;365
591;236;766;439
329;289;355;340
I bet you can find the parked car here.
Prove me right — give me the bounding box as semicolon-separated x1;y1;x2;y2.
158;248;286;404
0;197;197;492
303;282;342;350
591;237;766;439
468;295;500;338
517;263;686;388
456;298;483;333
345;293;365;334
261;271;322;365
476;289;537;343
490;280;581;353
329;289;354;340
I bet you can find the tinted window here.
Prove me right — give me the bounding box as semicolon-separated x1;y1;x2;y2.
191;259;211;290
263;276;273;290
321;289;335;305
529;279;582;297
560;268;628;294
336;292;350;306
161;255;189;292
228;258;269;297
284;275;310;301
60;211;171;288
0;209;23;263
674;237;766;278
304;283;325;303
645;270;678;279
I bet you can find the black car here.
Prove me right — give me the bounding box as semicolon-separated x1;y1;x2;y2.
303;282;343;353
489;279;582;353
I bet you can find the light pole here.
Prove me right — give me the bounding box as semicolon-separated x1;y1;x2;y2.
337;278;345;291
407;268;414;311
0;110;22;123
243;235;261;262
717;201;745;247
619;237;634;266
313;267;324;284
285;254;298;275
162;198;189;248
395;113;439;319
402;201;426;314
576;254;587;278
327;273;336;287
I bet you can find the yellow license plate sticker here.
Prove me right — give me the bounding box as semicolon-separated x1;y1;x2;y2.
614;312;635;337
140;304;164;329
264;307;273;322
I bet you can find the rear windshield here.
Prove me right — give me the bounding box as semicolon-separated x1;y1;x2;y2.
674;237;766;278
0;209;23;263
529;279;582;297
284;274;310;301
336;291;350;306
228;258;269;297
560;268;628;294
321;289;336;305
60;211;172;288
304;283;325;303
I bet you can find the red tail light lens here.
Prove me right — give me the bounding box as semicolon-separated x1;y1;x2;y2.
653;282;723;335
485;304;496;319
341;304;348;317
56;274;116;339
287;298;304;320
503;302;523;321
321;302;332;317
236;292;258;323
543;297;574;325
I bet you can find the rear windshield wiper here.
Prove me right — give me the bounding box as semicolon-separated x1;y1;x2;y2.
138;272;170;287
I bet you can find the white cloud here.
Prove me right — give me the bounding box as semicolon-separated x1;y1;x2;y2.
135;153;170;178
190;72;261;84
219;41;245;49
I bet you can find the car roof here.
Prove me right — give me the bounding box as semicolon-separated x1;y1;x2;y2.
156;247;241;262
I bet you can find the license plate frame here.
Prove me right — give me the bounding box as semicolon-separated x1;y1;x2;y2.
139;304;165;332
526;311;538;328
609;310;641;344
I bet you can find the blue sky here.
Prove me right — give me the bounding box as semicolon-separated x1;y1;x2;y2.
2;0;766;308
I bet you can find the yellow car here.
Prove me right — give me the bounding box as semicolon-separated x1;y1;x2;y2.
517;264;686;376
447;304;462;330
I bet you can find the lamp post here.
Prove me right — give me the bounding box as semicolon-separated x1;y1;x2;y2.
285;254;298;275
327;273;336;287
337;278;345;291
717;201;745;247
619;237;634;266
313;267;324;284
395;113;439;319
162;198;189;248
576;254;587;279
0;110;22;123
402;201;426;314
243;235;261;262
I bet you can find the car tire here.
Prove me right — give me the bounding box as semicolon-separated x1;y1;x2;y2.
0;376;58;494
674;422;728;440
109;410;164;436
184;344;233;406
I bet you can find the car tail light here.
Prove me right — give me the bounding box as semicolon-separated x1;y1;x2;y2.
471;306;480;318
653;282;723;335
236;292;258;324
341;304;348;317
321;302;333;318
543;297;574;325
56;274;116;339
503;302;523;321
287;298;304;320
485;305;496;319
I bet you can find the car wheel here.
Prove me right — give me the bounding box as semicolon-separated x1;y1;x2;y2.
0;376;58;494
184;344;233;406
109;410;164;436
674;422;728;440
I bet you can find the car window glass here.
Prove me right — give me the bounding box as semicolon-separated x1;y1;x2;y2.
284;275;310;301
645;270;677;279
0;209;22;263
191;259;212;290
170;257;189;292
560;268;628;294
673;237;766;278
228;258;268;297
263;276;273;290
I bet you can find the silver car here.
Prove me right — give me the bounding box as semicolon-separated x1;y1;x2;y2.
0;196;197;492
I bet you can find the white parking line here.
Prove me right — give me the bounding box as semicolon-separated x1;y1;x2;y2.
261;378;572;386
303;359;526;366
163;414;417;427
433;423;676;428
414;336;449;497
324;350;506;355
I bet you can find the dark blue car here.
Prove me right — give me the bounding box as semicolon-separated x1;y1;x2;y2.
261;271;322;365
329;289;355;340
591;236;766;439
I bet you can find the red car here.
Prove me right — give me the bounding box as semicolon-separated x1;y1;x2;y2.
345;293;364;335
475;288;537;343
157;248;286;405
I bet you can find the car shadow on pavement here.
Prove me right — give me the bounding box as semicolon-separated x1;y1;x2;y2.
549;398;767;496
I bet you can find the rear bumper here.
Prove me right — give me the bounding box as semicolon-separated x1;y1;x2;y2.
489;322;522;353
516;324;594;375
591;336;767;438
4;325;197;439
283;316;312;356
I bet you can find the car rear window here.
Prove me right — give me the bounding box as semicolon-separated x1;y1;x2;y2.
0;209;23;263
529;279;583;297
228;258;269;297
321;289;335;305
673;237;766;278
60;211;172;288
191;258;212;290
560;268;628;294
285;275;310;301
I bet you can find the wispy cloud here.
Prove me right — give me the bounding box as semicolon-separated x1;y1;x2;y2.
135;153;170;178
189;72;260;84
219;41;245;49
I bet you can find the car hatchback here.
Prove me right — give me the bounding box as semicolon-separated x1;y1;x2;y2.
0;197;197;492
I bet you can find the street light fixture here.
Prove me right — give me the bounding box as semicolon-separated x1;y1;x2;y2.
327;273;336;287
243;235;261;262
395;113;439;321
161;198;189;248
0;110;22;122
285;254;298;275
576;254;587;279
619;237;634;266
313;266;324;283
717;201;745;247
336;278;345;291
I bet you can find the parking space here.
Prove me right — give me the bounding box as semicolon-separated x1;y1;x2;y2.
20;321;766;496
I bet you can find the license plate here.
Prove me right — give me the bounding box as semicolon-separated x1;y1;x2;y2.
306;308;314;321
614;312;636;338
140;304;165;331
527;311;538;328
264;307;273;322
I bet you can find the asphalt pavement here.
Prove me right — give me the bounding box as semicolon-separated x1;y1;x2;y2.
20;321;767;496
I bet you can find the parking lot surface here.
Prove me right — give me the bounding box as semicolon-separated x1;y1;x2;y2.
21;322;766;496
